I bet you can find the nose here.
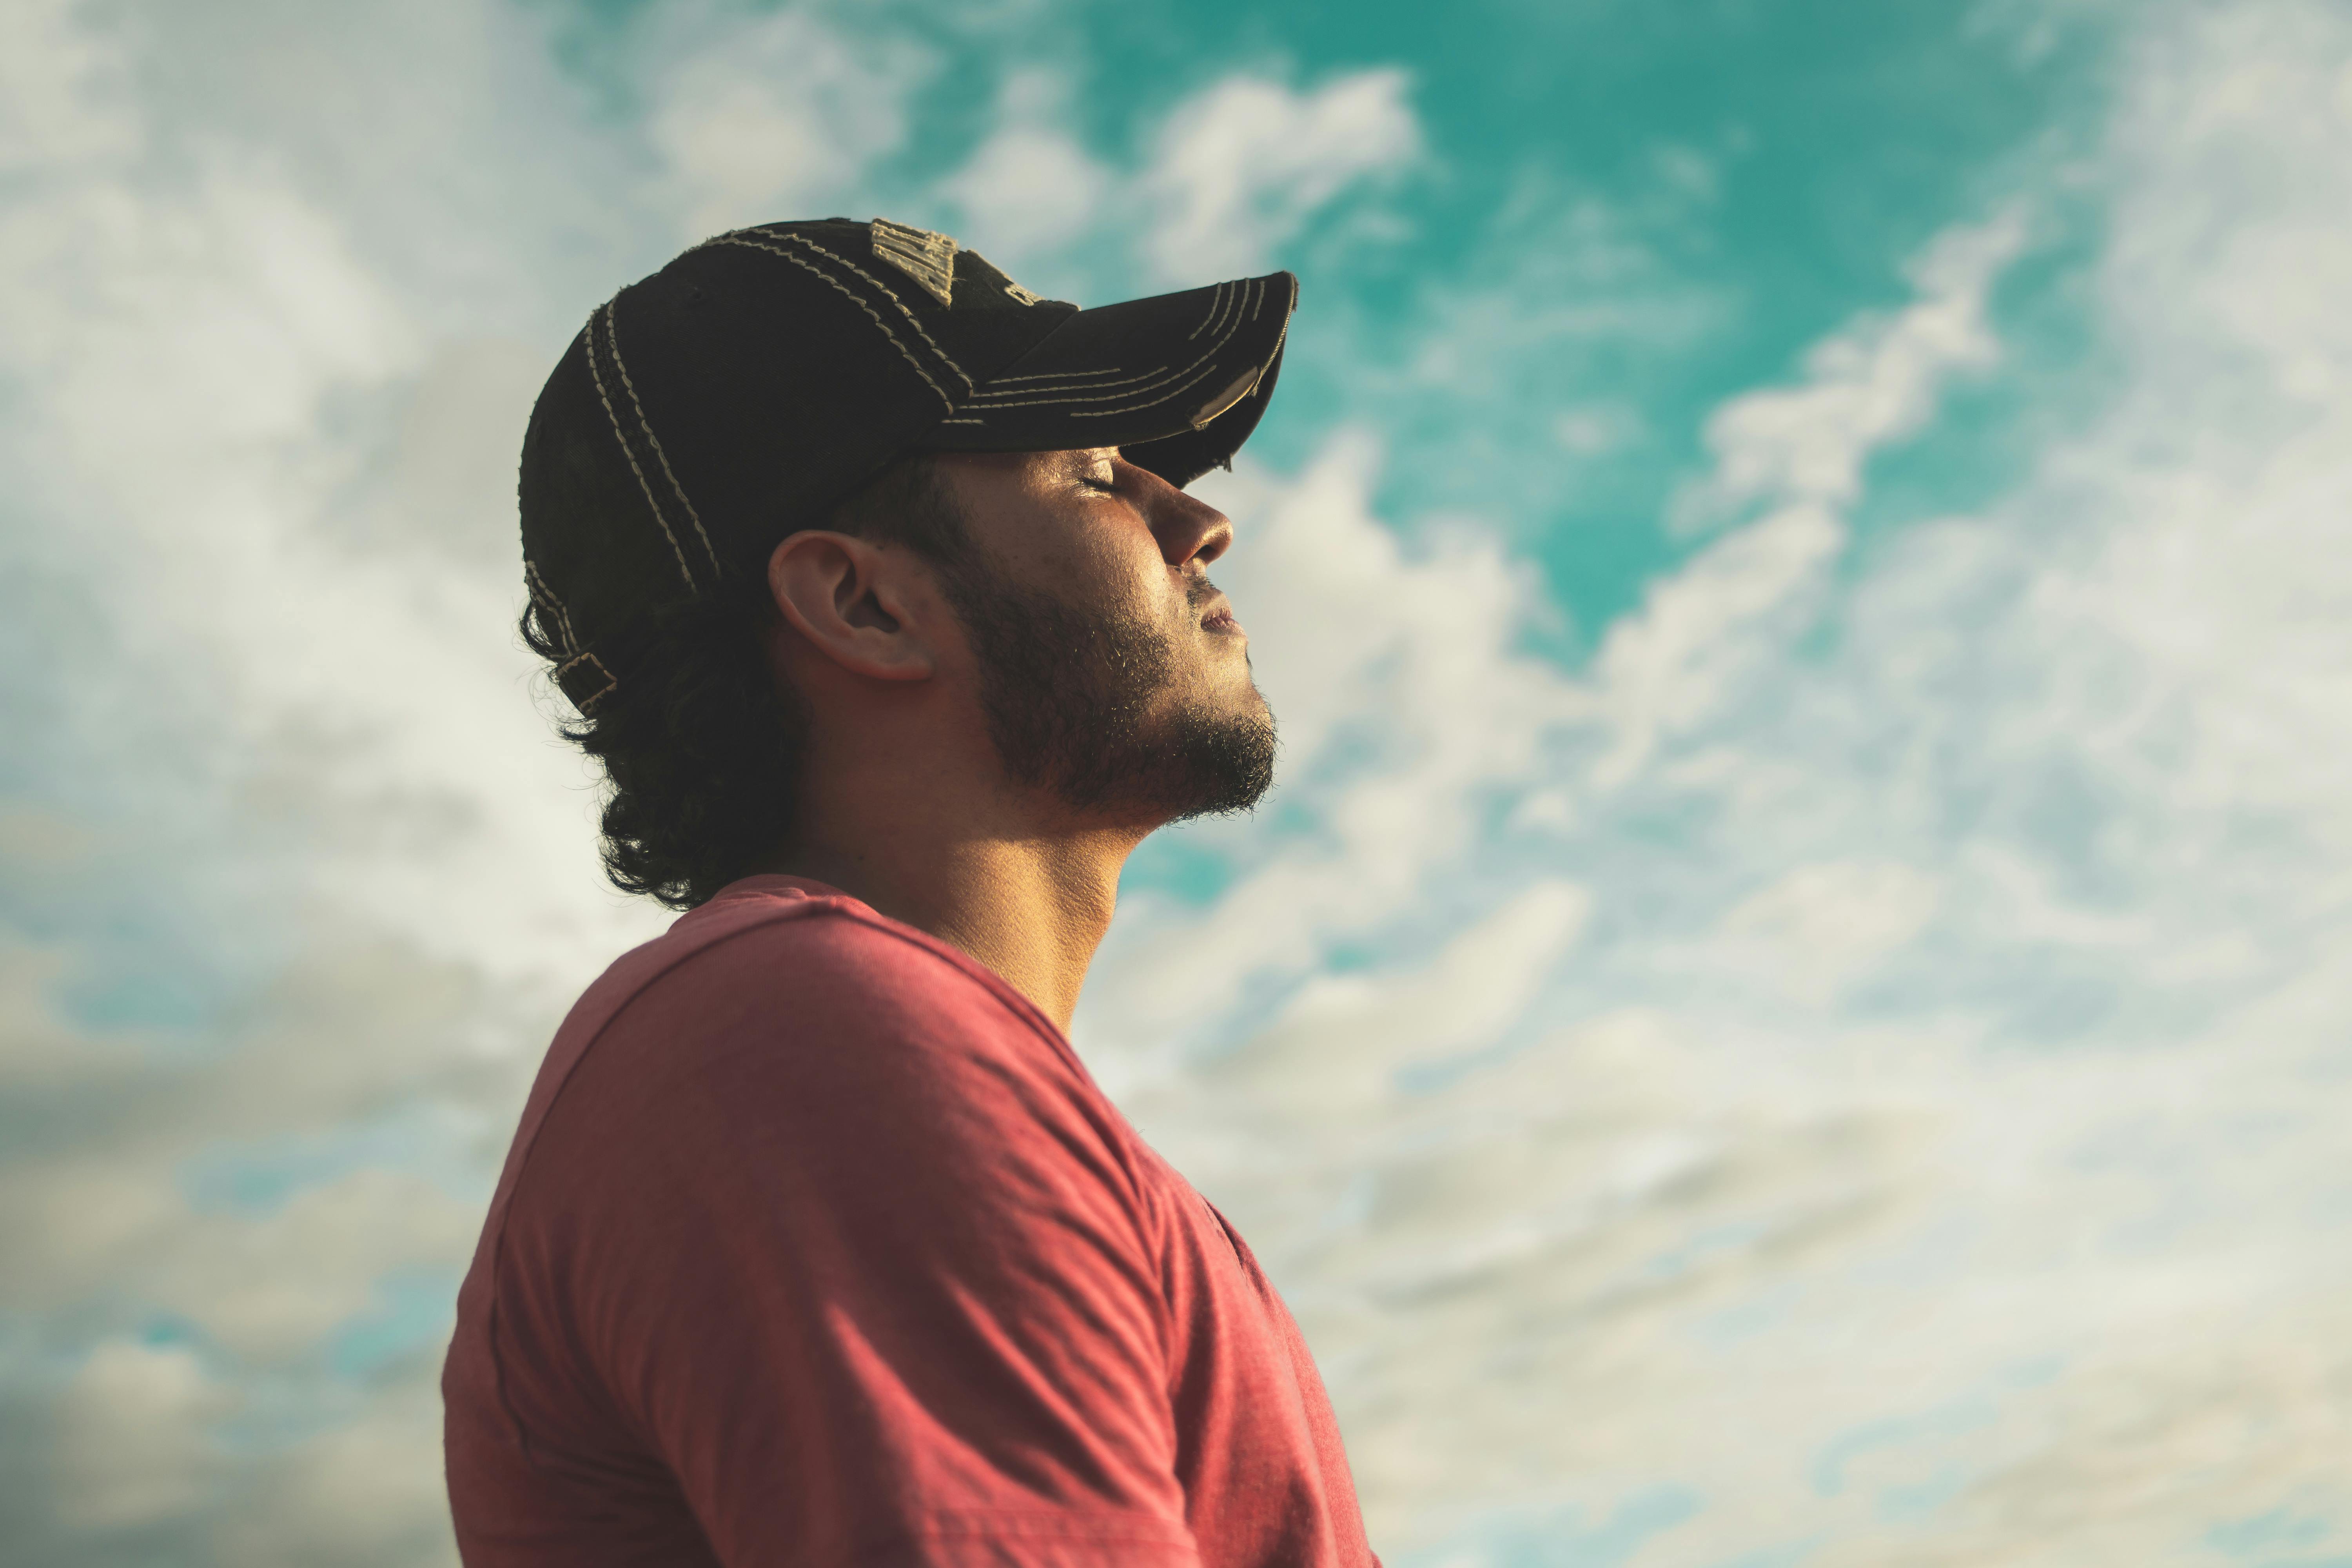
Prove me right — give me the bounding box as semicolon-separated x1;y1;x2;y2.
1118;454;1232;570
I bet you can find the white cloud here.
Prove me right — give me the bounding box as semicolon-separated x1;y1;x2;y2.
1210;882;1592;1121
378;336;557;567
172;1173;482;1363
1583;501;1844;790
649;9;931;240
1671;207;2028;532
55;1340;232;1530
0;0;136;172
1569;208;2029;790
1715;860;1943;1007
1083;432;1584;1058
943;125;1106;258
939;67;1109;265
1140;69;1420;283
212;1385;454;1568
1552;402;1644;456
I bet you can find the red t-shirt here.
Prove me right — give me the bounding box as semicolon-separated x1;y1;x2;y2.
443;875;1379;1568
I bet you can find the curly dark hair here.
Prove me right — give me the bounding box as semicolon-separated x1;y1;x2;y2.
521;455;973;910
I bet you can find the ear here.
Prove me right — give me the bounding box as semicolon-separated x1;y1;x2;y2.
766;530;938;682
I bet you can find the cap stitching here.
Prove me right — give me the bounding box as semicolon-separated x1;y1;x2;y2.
1223;278;1261;334
1195;282;1232;343
933;356;1234;429
971;356;1234;397
704;236;955;412
1223;277;1261;334
777;232;976;394
986;366;1135;386
964;364;1174;401
523;559;579;654
949;279;1265;415
1069;358;1230;420
582;311;697;592
603;298;722;579
951;357;1228;419
1211;277;1249;334
1187;280;1238;343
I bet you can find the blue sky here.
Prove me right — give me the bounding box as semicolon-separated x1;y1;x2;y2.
4;0;2352;1564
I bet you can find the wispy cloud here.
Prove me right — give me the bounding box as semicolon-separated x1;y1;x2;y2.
1139;68;1421;283
53;1341;225;1531
1670;206;2028;533
649;8;935;240
938;66;1110;266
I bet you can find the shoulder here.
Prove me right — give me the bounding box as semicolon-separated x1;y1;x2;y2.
510;876;1156;1237
539;877;1097;1149
624;878;1061;1064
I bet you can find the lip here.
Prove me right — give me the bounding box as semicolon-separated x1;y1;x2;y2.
1199;596;1241;634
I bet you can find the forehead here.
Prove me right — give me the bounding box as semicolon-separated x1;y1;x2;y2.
936;447;1115;482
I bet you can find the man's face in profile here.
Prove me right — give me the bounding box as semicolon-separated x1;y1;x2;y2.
930;446;1276;829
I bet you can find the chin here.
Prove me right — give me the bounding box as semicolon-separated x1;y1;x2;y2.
1155;686;1278;824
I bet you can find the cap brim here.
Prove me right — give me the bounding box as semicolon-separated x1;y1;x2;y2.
922;271;1296;488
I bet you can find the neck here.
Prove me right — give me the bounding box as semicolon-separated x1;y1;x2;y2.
774;792;1142;1034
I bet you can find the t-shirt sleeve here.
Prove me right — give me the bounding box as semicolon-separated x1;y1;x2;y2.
495;915;1198;1568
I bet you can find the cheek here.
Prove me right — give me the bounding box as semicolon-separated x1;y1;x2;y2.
960;472;1173;622
1041;522;1173;624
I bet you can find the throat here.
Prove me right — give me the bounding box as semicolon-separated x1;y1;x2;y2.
774;825;1137;1033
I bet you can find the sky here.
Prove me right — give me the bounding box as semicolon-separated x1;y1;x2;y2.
2;0;2350;1563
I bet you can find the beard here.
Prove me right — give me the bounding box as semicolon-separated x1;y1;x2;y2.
937;558;1277;825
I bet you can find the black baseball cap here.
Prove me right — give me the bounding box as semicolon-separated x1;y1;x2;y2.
519;217;1298;713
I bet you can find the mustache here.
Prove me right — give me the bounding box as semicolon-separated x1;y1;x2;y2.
1185;575;1222;609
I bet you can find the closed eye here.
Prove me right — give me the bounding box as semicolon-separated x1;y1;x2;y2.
1074;450;1122;494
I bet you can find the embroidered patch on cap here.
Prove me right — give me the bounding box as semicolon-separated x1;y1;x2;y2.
870;218;957;307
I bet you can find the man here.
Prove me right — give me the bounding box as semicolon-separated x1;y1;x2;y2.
441;217;1380;1567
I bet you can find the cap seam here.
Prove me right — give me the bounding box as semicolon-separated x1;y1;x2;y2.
583;310;698;592
768;229;977;395
603;297;722;580
523;559;579;654
702;235;957;413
